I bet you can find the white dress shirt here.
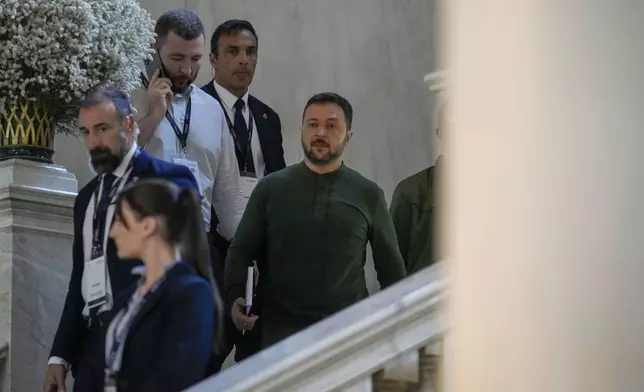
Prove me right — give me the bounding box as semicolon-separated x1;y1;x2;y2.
48;143;137;369
131;85;244;239
212;81;266;179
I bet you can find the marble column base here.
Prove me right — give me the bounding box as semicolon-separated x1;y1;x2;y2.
0;159;77;392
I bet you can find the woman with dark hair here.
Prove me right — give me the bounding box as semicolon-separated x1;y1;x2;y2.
102;178;221;392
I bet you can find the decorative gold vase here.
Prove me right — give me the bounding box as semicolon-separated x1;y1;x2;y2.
0;99;55;163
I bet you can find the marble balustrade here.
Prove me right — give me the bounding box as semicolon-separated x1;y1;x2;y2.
185;262;446;392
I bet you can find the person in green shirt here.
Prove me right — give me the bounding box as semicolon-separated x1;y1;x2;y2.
224;92;406;348
390;103;448;274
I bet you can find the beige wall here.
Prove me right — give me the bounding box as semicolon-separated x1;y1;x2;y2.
448;1;644;391
53;0;436;289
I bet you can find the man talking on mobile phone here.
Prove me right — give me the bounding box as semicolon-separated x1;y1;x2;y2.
130;9;245;349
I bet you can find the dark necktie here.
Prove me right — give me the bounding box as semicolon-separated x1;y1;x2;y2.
233;99;256;173
89;173;116;319
96;173;116;243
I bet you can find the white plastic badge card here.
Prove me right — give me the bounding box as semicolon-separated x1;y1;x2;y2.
239;172;258;199
86;256;107;309
173;157;204;196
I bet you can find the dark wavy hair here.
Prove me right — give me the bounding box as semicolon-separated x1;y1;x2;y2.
114;178;223;352
210;19;258;56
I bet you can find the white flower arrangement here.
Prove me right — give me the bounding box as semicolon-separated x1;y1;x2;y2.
0;0;155;133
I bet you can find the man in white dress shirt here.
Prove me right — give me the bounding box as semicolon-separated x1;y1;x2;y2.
132;9;243;241
131;10;244;321
200;19;287;373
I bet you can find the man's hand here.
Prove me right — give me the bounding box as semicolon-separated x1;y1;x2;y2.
137;69;172;146
43;364;67;392
231;297;259;332
146;69;173;117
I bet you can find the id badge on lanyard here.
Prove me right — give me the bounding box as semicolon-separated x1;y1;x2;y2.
87;177;118;310
234;116;257;198
105;281;161;384
167;98;204;197
239;172;258;199
87;166;132;310
172;156;203;197
213;94;258;198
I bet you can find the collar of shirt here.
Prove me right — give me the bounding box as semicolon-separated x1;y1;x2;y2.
299;160;347;179
129;260;182;301
213;80;249;112
113;143;138;178
130;259;182;277
173;84;194;101
168;85;194;117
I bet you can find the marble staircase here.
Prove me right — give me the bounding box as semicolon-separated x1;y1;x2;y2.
187;262;446;392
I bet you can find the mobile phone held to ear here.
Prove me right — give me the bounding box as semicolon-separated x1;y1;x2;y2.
144;52;163;82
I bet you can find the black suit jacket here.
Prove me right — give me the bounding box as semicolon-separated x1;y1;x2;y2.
103;262;215;392
201;82;284;361
200;81;286;175
49;149;199;375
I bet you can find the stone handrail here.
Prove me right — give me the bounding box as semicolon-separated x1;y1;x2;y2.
187;263;446;392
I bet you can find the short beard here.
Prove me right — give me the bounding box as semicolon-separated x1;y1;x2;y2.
89;148;121;174
301;136;347;165
169;72;197;94
159;54;196;94
89;131;129;174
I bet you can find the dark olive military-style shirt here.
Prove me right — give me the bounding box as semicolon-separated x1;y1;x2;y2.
225;161;406;346
390;156;443;274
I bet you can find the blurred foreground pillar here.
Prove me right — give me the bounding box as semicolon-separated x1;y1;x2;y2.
447;1;644;391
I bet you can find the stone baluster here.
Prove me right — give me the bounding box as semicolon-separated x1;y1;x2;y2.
418;343;442;392
0;159;77;392
372;369;410;392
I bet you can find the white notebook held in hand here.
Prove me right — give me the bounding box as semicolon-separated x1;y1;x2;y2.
245;266;254;315
242;266;254;336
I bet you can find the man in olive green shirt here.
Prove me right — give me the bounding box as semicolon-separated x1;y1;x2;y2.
225;92;406;348
390;103;448;274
